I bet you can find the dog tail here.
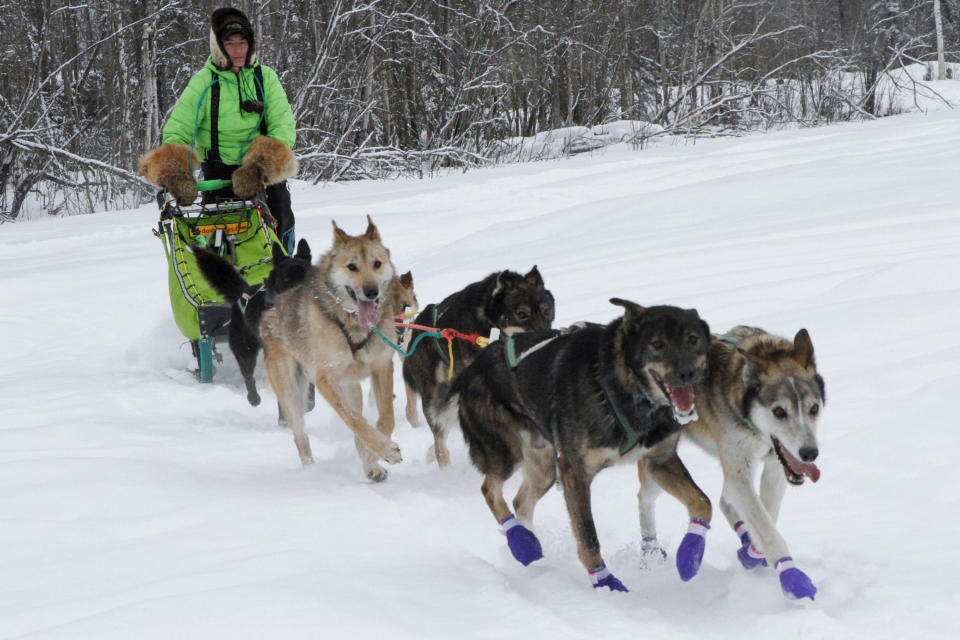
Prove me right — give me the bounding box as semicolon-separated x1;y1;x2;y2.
193;248;248;304
433;391;461;440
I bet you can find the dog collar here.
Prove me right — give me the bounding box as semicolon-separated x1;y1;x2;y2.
314;285;375;356
321;284;351;313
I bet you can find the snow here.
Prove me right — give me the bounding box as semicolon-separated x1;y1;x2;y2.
3;103;960;638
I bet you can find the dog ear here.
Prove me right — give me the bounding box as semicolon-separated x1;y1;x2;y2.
331;220;350;244
399;270;413;289
494;270;519;294
610;297;646;324
271;242;285;263
793;328;815;369
364;214;381;241
699;319;711;342
524;265;544;287
295;238;311;261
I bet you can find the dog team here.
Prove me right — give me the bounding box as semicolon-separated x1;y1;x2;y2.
141;128;823;600
183;215;825;603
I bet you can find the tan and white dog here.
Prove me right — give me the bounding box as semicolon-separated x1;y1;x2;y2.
259;216;410;482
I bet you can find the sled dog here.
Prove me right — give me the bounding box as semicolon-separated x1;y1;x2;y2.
194;239;312;406
366;270;419;409
401;267;555;467
389;270;419;350
638;325;824;600
441;299;713;591
260;216;408;482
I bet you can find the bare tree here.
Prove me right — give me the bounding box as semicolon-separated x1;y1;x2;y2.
2;0;957;219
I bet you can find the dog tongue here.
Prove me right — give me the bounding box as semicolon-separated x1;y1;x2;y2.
780;444;821;483
669;385;696;413
358;300;379;328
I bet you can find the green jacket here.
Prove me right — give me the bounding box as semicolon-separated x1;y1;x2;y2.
162;58;296;168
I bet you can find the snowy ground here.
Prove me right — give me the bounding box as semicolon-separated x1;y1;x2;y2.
2;104;960;638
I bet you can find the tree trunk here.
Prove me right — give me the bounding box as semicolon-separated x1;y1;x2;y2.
934;0;946;80
140;0;160;150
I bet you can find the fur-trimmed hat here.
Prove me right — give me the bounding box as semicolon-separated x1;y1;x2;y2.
210;7;256;70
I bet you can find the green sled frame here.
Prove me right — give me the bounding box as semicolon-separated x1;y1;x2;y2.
155;179;285;382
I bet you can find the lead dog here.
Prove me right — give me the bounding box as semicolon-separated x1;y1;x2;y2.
638;325;824;600
260;216;408;482
439;299;712;591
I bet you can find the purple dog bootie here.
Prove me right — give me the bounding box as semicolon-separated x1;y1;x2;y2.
589;562;628;592
776;557;817;600
735;521;767;570
500;514;543;566
676;519;709;581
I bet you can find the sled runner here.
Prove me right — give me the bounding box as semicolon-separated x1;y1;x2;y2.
155;179;284;382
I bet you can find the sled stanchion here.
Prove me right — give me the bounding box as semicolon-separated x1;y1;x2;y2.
196;336;215;382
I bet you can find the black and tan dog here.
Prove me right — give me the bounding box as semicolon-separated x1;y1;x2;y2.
438;299;713;591
401;267;555;467
195;239;312;406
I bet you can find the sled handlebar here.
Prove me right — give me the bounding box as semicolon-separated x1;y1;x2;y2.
196;178;233;192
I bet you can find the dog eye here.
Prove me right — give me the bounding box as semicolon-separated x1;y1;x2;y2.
772;407;787;419
809;404;819;416
651;340;664;350
687;334;700;346
347;263;358;272
516;309;529;321
373;260;382;269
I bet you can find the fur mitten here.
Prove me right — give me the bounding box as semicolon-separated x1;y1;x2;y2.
232;136;298;199
138;143;199;204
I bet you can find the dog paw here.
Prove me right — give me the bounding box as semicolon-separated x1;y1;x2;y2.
676;520;709;581
776;558;816;600
380;441;402;464
737;542;767;570
365;465;388;483
589;563;628;592
500;516;543;566
735;522;767;570
247;390;261;406
639;537;668;567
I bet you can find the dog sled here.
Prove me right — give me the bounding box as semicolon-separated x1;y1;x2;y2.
154;179;284;382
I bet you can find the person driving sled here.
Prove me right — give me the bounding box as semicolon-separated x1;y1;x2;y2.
139;7;298;252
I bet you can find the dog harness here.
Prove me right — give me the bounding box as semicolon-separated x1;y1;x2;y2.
236;283;275;315
597;375;645;455
500;325;644;455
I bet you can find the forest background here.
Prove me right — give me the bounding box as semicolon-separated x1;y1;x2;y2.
1;0;957;221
